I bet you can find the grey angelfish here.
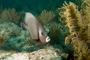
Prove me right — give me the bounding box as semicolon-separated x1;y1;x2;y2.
22;12;50;46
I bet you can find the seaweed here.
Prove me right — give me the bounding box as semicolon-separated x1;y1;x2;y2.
59;1;90;60
48;22;61;44
36;10;55;24
0;8;20;24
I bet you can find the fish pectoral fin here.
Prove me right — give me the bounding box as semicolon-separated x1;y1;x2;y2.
21;22;28;30
31;39;39;42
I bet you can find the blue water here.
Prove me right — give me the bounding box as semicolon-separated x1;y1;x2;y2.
0;0;81;14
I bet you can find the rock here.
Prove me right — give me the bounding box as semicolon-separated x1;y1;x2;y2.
0;22;39;51
0;47;61;60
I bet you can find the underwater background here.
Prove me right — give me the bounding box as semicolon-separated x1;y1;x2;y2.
0;0;90;60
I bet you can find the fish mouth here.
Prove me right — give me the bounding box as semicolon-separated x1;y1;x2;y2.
46;36;50;43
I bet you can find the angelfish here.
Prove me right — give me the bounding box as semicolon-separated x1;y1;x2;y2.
22;12;50;46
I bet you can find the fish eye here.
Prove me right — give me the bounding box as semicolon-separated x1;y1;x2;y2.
41;32;43;35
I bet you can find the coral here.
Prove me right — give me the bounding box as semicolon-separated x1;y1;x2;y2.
60;1;90;60
36;10;55;24
0;46;61;60
0;8;20;24
80;0;90;43
0;22;40;52
80;0;90;25
0;22;15;46
0;36;5;46
43;22;62;44
58;7;69;38
47;22;61;44
43;22;72;54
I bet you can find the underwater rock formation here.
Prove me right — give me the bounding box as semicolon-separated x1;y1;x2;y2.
0;22;21;46
0;22;40;51
0;47;61;60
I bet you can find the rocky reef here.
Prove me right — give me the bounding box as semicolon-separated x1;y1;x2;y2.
0;0;90;60
0;46;61;60
0;22;40;52
0;22;63;60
